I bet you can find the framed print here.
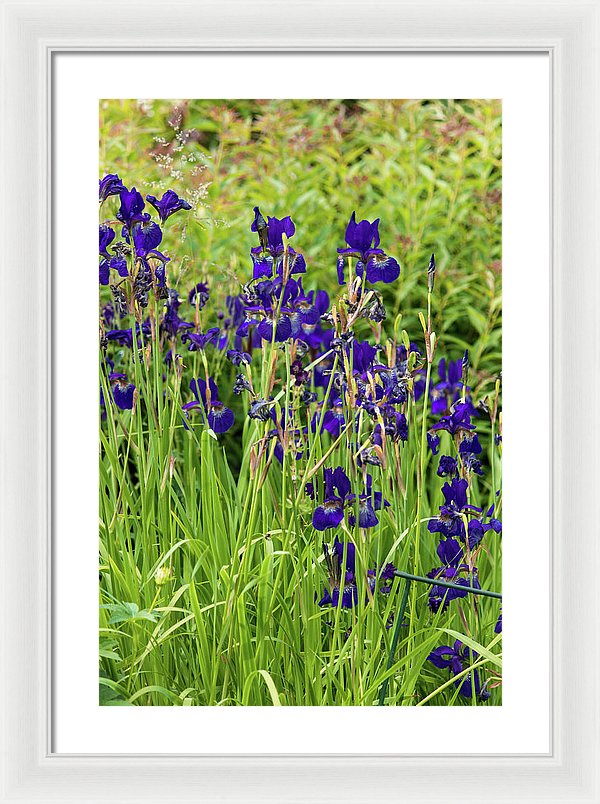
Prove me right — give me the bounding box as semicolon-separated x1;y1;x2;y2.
1;1;599;802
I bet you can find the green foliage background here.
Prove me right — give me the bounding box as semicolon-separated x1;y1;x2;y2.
100;98;501;375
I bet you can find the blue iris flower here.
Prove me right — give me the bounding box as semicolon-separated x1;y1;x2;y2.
250;208;306;279
146;190;192;223
109;372;136;410
182;377;234;434
99;173;125;203
337;212;400;284
427;640;491;701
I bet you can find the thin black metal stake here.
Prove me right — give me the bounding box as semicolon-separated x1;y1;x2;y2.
393;569;502;600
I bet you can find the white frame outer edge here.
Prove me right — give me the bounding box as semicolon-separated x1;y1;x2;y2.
1;1;598;802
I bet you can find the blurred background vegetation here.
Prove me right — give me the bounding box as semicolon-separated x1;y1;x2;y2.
100;97;501;384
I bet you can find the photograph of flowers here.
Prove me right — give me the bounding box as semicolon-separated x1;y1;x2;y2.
99;99;502;707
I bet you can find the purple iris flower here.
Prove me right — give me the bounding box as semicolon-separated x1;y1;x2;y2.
318;537;359;608
379;562;398;594
317;537;396;609
105;321;151;348
348;474;388;528
350;341;379;374
110;254;129;278
226;294;245;329
99;174;125;203
430;402;475;437
250;208;306;279
363;253;401;284
426;537;477;613
485;504;503;534
238;277;298;344
109;373;136;410
338;211;381;261
426;564;481;613
188;282;210;309
160;292;193;338
466;519;486;549
100;239;130;281
286;284;324;338
440;477;471;514
495;608;502;633
436;537;464;566
131;220;163;257
256;314;292;342
431;357;465;415
321;399;345;437
375;409;408;442
312;467;384;531
427;477;482;540
252;210;295;253
116;187;148;228
101;304;115;327
337;212;400;284
463;454;484;476
99;225;115;255
312;467;352;531
99;260;110;286
437;455;459;477
427;432;441;455
459;431;482;455
181;328;221;351
183;377;234;434
347;495;379;529
99;226;119;285
290;358;310;387
427;640;490;701
146;190;192;223
227;348;252;366
458;425;485;476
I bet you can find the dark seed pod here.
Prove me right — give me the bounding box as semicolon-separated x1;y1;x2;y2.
252;206;269;252
361;448;383;467
135;290;149;308
331;332;354;356
301;389;317;405
461;349;469;386
427;253;436;292
362;292;387;323
155;284;169;301
248;399;273;421
110;285;128;317
295;340;309;358
290;359;308;386
111;241;132;259
233;374;252;395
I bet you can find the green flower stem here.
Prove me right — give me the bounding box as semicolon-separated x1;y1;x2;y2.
377;577;411;705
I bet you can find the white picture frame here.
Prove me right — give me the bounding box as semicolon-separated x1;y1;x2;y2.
1;0;598;801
